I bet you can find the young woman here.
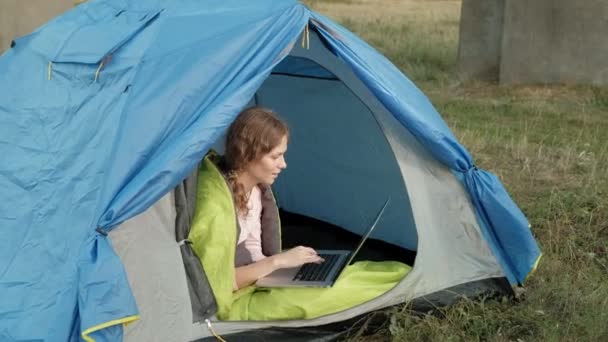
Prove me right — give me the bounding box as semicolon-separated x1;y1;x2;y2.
220;106;323;289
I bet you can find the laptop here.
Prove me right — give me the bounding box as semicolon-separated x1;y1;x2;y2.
256;198;390;288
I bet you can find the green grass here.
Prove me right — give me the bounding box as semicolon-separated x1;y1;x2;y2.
306;1;608;341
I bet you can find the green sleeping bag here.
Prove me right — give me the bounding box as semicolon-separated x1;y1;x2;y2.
189;153;411;321
227;260;410;320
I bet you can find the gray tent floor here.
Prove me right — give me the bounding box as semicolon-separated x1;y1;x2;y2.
280;210;416;266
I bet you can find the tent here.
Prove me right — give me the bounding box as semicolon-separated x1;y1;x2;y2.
0;0;541;341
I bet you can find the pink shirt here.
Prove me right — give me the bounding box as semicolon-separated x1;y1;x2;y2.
237;185;266;262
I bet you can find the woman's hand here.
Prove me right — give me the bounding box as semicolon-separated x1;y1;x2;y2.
235;246;324;289
272;246;324;269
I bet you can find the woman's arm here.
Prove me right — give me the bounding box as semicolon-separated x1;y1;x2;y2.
234;255;280;290
235;246;324;290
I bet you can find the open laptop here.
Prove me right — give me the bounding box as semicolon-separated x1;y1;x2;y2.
256;198;390;288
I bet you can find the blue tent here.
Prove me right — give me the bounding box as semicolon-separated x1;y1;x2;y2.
0;0;541;341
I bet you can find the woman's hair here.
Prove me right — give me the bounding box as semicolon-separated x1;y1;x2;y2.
222;106;289;215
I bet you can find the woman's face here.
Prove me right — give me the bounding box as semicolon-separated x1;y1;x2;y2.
245;135;288;185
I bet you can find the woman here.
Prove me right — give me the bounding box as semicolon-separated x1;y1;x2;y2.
220;106;323;289
189;106;409;321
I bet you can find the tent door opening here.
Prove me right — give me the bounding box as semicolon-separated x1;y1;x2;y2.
281;209;416;266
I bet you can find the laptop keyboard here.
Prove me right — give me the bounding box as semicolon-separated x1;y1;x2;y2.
293;253;342;282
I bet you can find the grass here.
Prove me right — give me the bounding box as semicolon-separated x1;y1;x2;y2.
307;0;460;83
304;1;608;341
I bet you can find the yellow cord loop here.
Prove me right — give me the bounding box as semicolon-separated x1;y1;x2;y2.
47;62;53;80
94;55;112;82
94;60;105;83
301;22;310;50
306;23;310;49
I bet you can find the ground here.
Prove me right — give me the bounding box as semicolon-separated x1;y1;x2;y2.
304;1;608;341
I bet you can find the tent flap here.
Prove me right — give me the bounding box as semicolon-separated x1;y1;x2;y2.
78;234;139;342
464;168;540;283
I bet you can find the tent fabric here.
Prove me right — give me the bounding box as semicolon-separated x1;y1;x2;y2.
0;16;140;340
261;73;418;250
109;191;191;342
363;88;505;299
273;56;338;80
78;235;140;342
0;0;541;340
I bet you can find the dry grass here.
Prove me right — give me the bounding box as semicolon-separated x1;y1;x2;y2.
305;1;608;341
306;0;460;23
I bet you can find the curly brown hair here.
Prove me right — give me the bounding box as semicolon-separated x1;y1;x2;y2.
222;107;289;215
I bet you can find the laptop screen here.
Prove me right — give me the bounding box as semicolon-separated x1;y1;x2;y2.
344;197;391;265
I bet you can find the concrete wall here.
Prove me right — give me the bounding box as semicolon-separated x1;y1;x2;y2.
501;0;608;85
457;0;504;82
0;0;75;54
458;0;608;85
